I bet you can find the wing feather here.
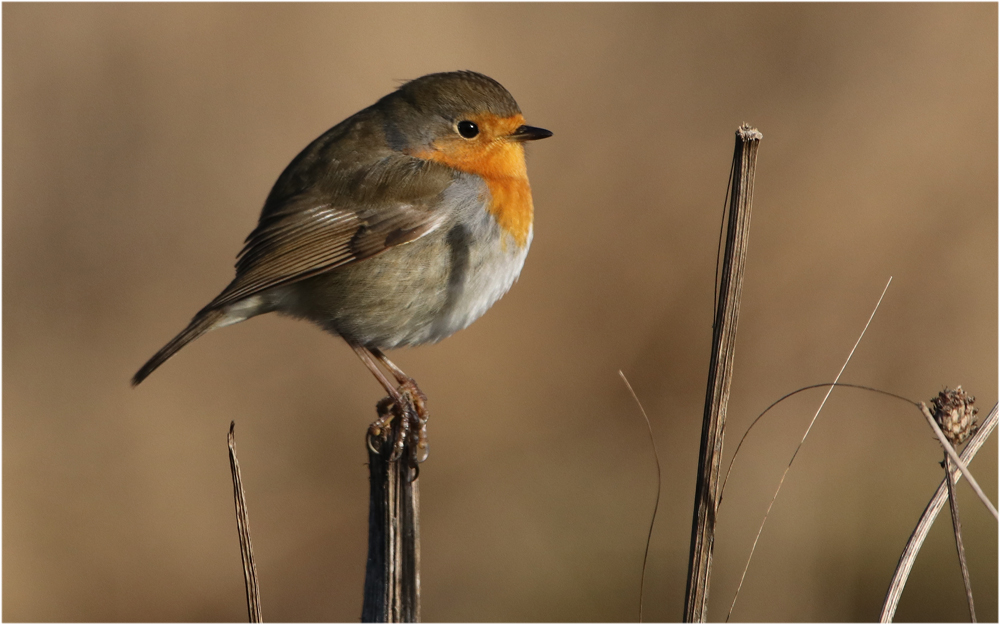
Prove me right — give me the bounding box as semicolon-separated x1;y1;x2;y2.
207;154;454;309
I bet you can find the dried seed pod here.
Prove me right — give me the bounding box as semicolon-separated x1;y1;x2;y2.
931;386;979;446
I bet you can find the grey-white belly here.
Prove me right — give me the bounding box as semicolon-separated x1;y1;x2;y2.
270;212;530;349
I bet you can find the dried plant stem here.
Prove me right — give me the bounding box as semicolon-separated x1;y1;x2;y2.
725;277;891;621
228;422;263;623
619;371;662;622
880;403;997;622
918;403;998;520
719;382;917;509
945;454;976;621
684;124;761;622
362;412;420;623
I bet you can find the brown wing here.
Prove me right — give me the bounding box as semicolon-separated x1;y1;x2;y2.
207;153;455;309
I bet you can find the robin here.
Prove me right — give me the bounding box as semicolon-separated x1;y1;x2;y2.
132;70;551;457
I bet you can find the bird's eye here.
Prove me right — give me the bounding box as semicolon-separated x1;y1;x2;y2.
457;120;479;139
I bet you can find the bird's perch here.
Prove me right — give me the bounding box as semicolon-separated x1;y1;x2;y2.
683;125;761;622
362;413;421;623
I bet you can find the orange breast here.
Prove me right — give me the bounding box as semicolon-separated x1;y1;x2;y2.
411;114;534;248
482;173;533;248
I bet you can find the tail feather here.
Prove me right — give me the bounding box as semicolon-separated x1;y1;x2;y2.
132;308;227;386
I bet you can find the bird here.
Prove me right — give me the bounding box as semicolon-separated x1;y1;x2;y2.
132;70;551;455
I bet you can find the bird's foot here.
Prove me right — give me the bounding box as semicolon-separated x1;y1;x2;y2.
399;378;429;465
367;379;429;467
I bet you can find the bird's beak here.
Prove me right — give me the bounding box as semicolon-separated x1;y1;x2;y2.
509;125;553;142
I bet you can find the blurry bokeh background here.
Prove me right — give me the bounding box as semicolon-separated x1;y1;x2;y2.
4;3;996;622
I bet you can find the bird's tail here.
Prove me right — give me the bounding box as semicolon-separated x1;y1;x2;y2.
132;308;227;386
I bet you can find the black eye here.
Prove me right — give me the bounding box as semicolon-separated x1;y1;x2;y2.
457;120;479;139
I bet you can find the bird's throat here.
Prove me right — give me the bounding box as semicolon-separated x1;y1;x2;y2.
413;137;534;248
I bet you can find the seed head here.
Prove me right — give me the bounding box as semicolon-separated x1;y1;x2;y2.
931;386;979;446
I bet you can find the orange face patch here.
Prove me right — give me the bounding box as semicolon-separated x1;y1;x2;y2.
411;113;534;248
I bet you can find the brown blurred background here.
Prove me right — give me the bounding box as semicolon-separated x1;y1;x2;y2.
4;3;996;622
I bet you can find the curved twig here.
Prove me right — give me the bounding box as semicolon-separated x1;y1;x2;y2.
719;382;917;509
619;371;662;622
879;403;997;622
918;402;998;520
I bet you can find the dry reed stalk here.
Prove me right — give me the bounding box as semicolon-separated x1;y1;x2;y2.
725;278;891;621
683;124;761;622
362;409;420;623
945;454;977;621
918;402;998;520
879;403;997;622
619;370;663;622
228;421;263;623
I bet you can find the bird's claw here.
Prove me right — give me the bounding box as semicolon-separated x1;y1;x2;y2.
366;383;430;468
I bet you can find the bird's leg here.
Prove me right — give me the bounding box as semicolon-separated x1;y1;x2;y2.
350;342;412;459
369;348;410;386
371;348;429;464
350;342;403;404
